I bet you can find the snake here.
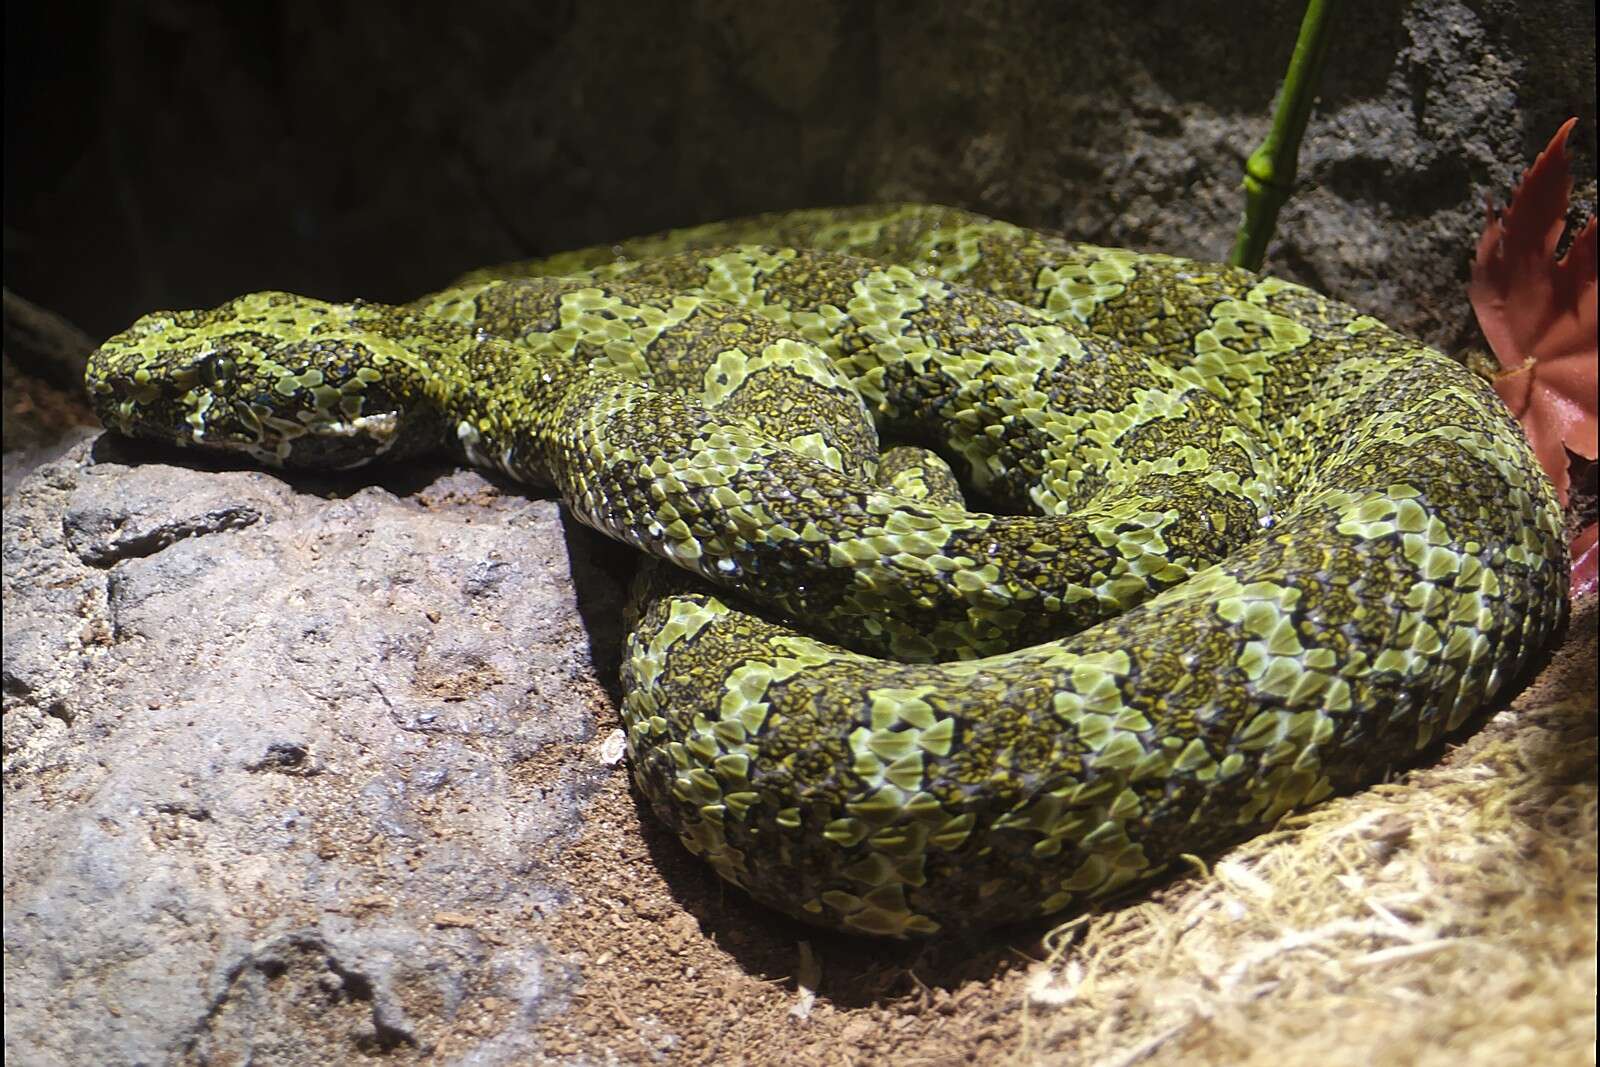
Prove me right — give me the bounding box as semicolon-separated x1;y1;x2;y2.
85;204;1568;937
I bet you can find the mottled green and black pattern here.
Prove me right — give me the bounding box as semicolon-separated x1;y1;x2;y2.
88;204;1568;937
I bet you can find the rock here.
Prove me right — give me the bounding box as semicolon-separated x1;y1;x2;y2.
2;438;628;1063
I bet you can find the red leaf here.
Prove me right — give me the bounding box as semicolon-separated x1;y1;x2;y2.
1469;118;1599;506
1572;522;1599;597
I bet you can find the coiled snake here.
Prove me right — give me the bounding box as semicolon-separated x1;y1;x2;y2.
86;205;1568;936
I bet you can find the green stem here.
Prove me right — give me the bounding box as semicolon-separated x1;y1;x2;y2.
1228;0;1338;271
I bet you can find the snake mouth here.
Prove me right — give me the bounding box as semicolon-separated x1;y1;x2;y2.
182;395;412;468
88;371;408;469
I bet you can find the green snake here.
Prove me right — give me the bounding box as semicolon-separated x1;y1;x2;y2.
86;205;1568;937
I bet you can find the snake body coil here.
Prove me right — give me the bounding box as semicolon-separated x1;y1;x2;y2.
87;205;1568;936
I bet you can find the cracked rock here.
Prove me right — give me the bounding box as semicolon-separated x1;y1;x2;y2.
3;440;625;1063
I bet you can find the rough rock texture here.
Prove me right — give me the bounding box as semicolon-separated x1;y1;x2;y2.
3;439;628;1063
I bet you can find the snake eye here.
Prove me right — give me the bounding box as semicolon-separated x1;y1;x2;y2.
199;352;236;388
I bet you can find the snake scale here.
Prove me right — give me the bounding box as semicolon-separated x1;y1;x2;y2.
86;204;1568;937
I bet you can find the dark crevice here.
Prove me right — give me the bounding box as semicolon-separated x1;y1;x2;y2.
323;958;416;1053
71;506;264;568
153;800;212;822
244;740;320;776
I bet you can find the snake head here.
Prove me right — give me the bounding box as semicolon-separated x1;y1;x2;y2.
86;291;447;468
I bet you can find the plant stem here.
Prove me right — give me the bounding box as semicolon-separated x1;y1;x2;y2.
1228;0;1338;271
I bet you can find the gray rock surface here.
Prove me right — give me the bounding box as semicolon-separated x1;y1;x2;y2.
3;439;628;1064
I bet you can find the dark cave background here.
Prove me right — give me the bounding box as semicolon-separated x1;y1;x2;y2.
5;1;1595;350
